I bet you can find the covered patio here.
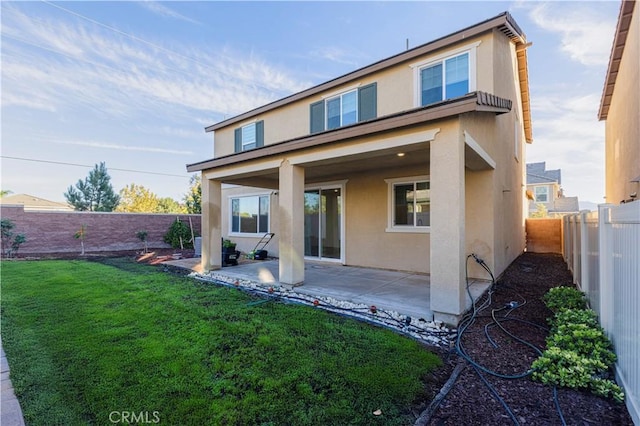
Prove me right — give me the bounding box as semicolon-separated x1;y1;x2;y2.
165;258;491;321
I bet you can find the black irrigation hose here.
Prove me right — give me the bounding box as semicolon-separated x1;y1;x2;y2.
470;363;520;425
491;308;544;357
554;385;568;426
484;317;549;349
456;254;566;425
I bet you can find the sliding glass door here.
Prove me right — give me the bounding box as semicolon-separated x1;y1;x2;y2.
304;185;342;260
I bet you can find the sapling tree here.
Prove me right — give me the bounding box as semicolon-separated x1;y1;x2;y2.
1;219;26;258
136;230;149;254
74;224;87;255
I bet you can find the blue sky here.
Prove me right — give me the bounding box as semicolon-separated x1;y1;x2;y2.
1;1;620;205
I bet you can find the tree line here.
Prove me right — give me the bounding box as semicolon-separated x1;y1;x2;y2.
62;162;201;214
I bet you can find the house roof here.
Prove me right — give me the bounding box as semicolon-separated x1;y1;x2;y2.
598;0;636;120
204;11;532;143
551;196;579;213
0;194;73;211
526;162;561;185
188;91;512;172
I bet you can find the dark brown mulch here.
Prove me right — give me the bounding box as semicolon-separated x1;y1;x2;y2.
422;252;633;426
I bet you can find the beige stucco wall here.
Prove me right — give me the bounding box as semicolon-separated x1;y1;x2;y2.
212;32;497;158
605;5;640;204
345;166;430;273
457;30;528;279
219;166;433;273
219;185;280;257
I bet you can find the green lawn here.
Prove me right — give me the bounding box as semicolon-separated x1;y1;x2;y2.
1;258;441;425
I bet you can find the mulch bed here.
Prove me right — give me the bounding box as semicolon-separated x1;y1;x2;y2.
420;252;633;425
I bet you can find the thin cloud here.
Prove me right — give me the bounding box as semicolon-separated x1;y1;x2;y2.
308;46;360;66
55;140;194;155
527;3;616;66
528;92;605;201
1;4;311;121
139;1;201;25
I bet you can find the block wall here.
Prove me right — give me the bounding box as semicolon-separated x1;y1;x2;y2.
1;205;201;255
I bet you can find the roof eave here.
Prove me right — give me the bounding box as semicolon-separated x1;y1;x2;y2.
598;0;636;120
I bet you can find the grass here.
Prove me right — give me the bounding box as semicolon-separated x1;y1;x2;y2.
1;258;441;425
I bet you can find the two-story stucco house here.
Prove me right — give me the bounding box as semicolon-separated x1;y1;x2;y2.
187;12;533;323
599;0;639;205
526;162;561;213
526;162;579;217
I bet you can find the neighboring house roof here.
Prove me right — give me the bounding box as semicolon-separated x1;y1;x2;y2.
204;11;532;143
0;194;73;211
526;162;561;185
551;196;579;213
188;91;512;172
599;0;636;120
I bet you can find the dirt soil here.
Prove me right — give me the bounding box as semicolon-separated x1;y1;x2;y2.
420;252;633;426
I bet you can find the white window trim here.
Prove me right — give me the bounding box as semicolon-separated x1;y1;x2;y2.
384;175;430;233
241;122;257;150
325;89;358;130
320;83;362;100
228;192;271;237
411;41;480;107
534;186;549;203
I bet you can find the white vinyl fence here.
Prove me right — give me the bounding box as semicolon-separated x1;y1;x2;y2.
563;202;640;425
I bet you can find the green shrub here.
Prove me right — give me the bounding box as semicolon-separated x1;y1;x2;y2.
532;287;624;403
542;286;587;312
546;323;616;366
163;219;193;249
549;308;598;331
1;218;26;258
532;347;606;389
591;378;625;403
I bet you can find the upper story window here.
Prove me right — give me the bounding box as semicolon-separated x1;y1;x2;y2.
412;41;479;107
385;176;430;233
534;186;549;203
310;83;377;134
327;90;357;130
234;120;264;153
420;53;469;105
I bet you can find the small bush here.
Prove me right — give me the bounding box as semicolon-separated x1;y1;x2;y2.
532;346;606;389
546;323;616;366
1;219;26;258
532;287;624;403
591;378;625;403
542;286;587;312
163;219;193;249
549;308;598;331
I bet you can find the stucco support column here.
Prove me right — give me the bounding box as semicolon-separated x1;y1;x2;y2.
201;177;222;272
278;160;305;285
430;134;466;325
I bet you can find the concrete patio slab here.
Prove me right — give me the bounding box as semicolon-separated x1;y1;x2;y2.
163;257;491;322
